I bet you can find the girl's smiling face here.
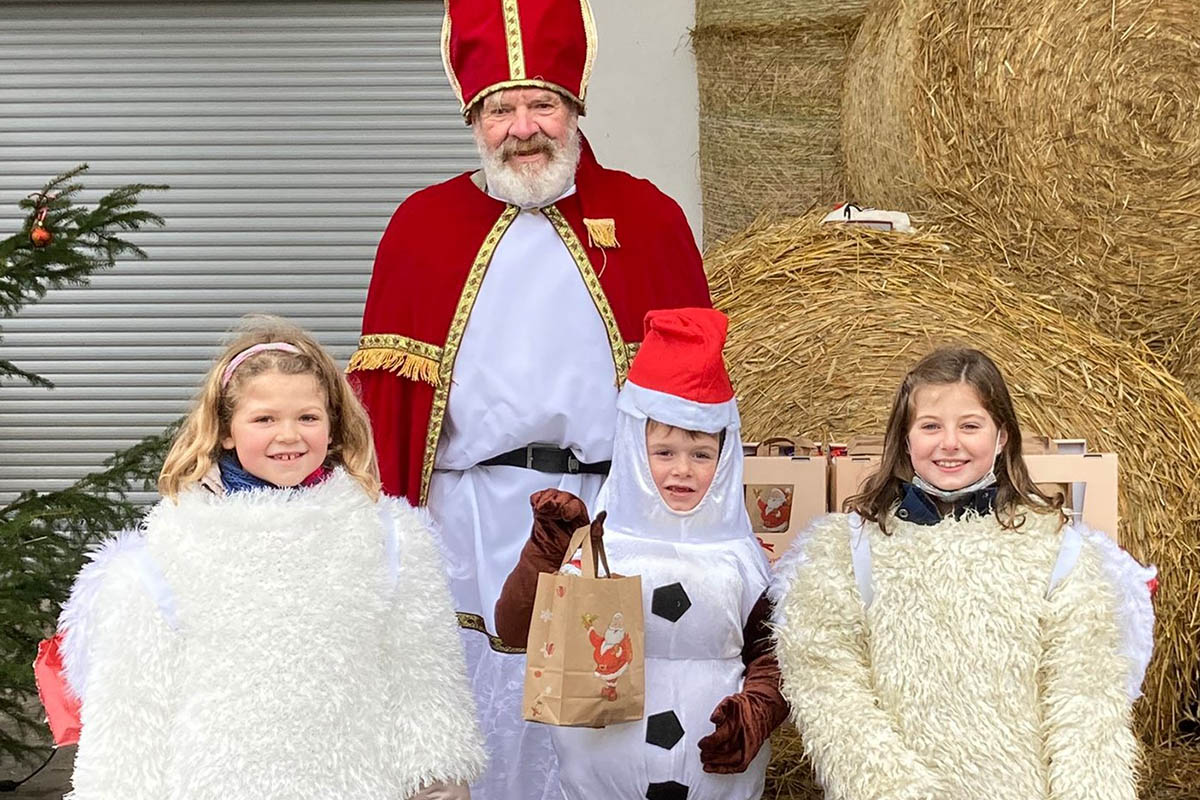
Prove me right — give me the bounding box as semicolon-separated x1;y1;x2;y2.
221;370;331;486
645;422;720;512
907;381;1006;491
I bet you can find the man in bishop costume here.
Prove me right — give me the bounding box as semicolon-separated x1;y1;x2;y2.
349;2;711;797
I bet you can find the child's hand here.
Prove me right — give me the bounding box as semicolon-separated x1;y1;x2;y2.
408;781;469;799
698;693;767;774
530;489;590;532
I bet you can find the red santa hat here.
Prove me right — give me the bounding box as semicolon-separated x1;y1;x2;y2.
441;0;598;117
618;308;739;434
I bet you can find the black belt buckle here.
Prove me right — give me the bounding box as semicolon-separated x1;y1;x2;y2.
566;453;580;474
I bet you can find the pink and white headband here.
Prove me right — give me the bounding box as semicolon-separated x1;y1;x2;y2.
221;342;301;388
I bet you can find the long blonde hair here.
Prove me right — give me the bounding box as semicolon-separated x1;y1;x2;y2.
159;315;380;500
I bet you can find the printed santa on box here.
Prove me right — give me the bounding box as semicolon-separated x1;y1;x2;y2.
742;437;827;562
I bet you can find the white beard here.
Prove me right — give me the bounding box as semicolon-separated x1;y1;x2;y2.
601;625;625;654
474;119;582;209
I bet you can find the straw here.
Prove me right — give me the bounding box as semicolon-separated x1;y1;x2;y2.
840;0;1200;358
707;214;1200;750
692;0;873;245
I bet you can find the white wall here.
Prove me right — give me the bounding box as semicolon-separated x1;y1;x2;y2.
583;1;703;245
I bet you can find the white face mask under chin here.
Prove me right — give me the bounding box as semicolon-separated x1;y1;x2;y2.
910;432;1003;502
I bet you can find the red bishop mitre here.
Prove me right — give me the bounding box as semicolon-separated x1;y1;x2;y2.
441;0;598;116
620;308;738;433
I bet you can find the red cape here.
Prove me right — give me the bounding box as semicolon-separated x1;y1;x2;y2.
351;138;710;503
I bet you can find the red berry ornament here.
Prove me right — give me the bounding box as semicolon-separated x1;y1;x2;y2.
30;224;52;248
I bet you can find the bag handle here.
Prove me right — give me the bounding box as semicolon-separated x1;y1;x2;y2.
559;521;612;579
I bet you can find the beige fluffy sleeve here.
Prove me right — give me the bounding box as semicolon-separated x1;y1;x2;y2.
770;516;946;800
1041;537;1139;800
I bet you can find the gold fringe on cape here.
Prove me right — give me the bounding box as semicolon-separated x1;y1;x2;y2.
345;334;442;386
583;217;619;249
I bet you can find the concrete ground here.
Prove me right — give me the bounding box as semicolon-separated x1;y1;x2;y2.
0;746;72;799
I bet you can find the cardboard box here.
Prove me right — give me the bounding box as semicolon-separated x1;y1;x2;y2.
743;450;827;563
825;438;1117;538
829;454;881;512
1024;453;1119;539
829;437;885;512
744;437;822;457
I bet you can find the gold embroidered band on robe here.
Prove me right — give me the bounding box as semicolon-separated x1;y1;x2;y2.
456;611;526;654
420;206;522;505
347;334;443;386
543;205;631;386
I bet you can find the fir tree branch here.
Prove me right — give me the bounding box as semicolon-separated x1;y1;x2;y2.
0;359;53;388
0;164;167;319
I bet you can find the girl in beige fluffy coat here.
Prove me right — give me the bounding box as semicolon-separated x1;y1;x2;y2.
771;348;1142;800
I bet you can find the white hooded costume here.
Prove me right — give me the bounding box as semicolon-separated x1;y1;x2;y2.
547;308;774;800
55;469;486;800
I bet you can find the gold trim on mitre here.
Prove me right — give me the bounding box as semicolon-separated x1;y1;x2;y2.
463;79;584;118
578;0;598;105
440;1;464;111
501;0;527;81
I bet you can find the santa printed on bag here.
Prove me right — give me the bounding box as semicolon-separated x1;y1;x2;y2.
588;612;633;701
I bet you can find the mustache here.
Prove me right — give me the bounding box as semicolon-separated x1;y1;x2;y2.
498;133;557;162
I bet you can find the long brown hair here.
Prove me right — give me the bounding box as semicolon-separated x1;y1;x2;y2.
845;347;1064;533
159;315;380;500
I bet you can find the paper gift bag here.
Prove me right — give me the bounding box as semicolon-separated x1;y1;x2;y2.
742;437;827;562
523;525;645;727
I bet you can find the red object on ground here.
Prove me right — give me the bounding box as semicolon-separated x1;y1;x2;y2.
34;631;82;746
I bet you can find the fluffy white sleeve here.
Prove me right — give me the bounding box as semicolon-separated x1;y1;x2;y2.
1042;536;1139;800
61;534;177;800
383;499;487;797
769;516;947;800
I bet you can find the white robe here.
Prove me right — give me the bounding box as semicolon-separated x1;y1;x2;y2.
426;186;620;800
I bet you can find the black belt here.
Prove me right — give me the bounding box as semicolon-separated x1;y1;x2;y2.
479;445;611;475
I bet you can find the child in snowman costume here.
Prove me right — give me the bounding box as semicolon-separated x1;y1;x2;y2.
495;308;787;800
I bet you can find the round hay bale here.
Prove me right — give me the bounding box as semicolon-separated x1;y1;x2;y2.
840;0;1200;353
708;214;1200;745
693;0;872;245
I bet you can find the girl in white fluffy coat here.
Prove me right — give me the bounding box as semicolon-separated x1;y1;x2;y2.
771;347;1144;800
53;317;485;800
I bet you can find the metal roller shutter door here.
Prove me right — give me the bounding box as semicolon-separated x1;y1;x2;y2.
0;1;478;502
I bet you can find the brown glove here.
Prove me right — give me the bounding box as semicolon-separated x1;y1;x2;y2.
493;489;599;648
698;594;789;774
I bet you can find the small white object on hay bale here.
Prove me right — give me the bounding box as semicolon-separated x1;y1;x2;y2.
707;213;1200;747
